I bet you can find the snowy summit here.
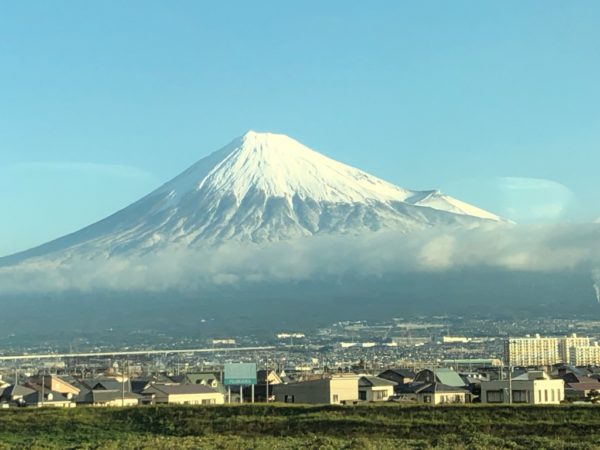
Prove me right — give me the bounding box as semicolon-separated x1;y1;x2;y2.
157;130;500;219
1;131;503;264
159;130;415;205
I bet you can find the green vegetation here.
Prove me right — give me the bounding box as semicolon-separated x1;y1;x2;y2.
1;404;600;449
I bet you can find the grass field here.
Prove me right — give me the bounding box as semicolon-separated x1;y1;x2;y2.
1;403;600;449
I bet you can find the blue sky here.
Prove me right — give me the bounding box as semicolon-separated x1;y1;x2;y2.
1;1;599;256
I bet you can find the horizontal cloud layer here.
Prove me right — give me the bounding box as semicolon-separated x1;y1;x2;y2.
1;222;599;295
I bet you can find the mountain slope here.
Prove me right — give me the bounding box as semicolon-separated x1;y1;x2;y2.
0;131;502;265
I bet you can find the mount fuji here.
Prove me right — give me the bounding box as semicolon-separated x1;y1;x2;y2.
2;132;598;339
1;131;502;265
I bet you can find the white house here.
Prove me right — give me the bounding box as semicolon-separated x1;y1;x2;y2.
481;371;564;405
358;376;396;402
273;375;359;404
395;382;471;404
141;383;225;405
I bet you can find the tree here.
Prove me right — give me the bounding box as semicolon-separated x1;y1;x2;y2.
585;389;600;403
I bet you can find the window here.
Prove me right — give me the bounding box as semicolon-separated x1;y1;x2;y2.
333;394;339;403
202;399;214;405
486;390;503;403
374;390;387;400
359;391;367;401
544;390;548;402
551;389;555;402
512;390;528;403
423;395;431;403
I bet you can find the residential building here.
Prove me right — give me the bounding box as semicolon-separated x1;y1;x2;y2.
141;383;224;405
505;333;590;367
0;385;36;404
358;376;396;401
480;371;564;404
413;368;466;387
242;369;283;402
28;375;80;397
416;383;470;404
21;390;75;408
505;335;561;366
77;377;132;394
131;378;153;394
442;359;502;369
394;382;471;404
560;334;590;363
169;372;226;395
77;389;140;407
257;369;283;385
561;372;600;401
378;368;415;385
569;343;600;366
273;375;359;404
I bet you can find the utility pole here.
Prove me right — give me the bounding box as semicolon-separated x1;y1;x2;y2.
121;360;125;407
41;372;45;408
265;358;269;404
508;365;512;405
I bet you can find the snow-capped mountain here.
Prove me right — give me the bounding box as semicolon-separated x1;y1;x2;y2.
1;131;502;264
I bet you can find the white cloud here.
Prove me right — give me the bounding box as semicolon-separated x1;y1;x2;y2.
496;177;574;222
443;176;575;223
1;222;600;294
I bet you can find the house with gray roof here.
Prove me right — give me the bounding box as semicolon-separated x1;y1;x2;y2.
21;390;75;408
76;389;140;407
393;382;471;404
378;368;416;385
358;376;396;401
181;372;227;395
0;384;36;405
78;377;132;393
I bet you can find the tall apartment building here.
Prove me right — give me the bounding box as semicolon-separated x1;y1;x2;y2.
505;334;590;367
505;335;560;366
559;334;590;363
569;343;600;366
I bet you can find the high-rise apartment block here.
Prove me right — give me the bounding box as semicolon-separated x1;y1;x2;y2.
569;343;600;366
505;334;591;367
559;334;590;363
